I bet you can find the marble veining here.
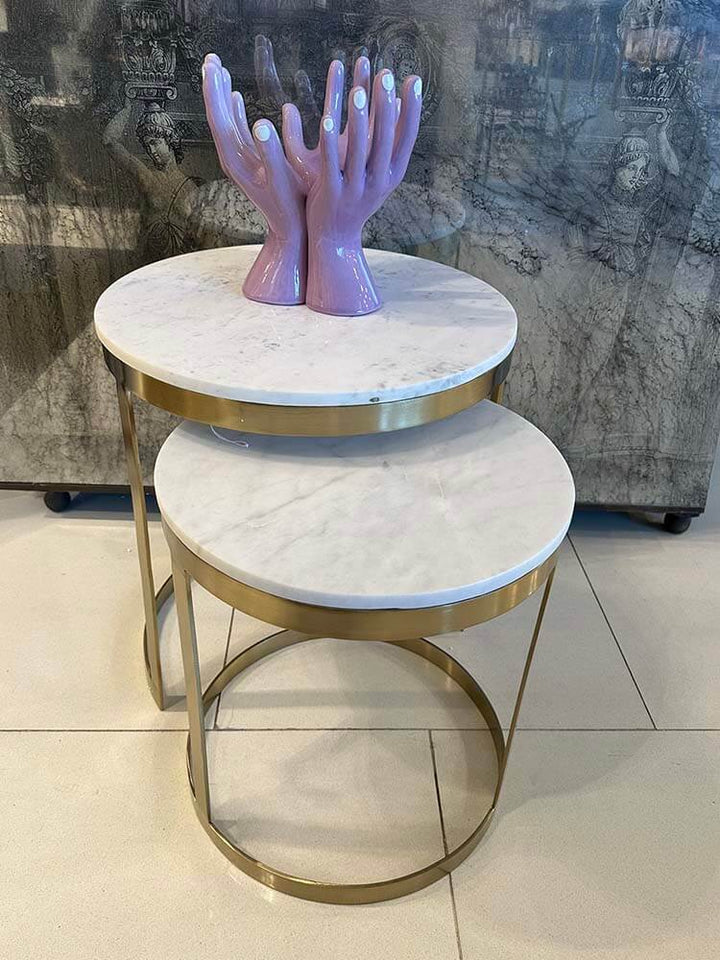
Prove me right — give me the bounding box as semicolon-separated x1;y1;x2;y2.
154;401;575;610
95;245;517;406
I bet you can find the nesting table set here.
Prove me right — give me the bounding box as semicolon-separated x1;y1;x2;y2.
95;244;574;904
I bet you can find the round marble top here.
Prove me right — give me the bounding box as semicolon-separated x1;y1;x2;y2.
95;246;517;407
155;402;575;610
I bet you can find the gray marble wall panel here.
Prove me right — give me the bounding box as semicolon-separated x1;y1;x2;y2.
1;0;719;509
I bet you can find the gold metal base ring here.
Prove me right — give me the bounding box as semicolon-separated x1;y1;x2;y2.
185;630;505;905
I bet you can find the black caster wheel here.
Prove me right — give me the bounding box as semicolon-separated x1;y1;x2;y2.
44;490;72;513
663;512;692;534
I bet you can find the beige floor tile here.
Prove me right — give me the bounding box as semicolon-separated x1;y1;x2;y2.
433;729;720;960
434;541;652;730
0;492;231;729
570;454;720;729
439;544;652;729
0;731;460;960
217;541;650;731
208;729;445;883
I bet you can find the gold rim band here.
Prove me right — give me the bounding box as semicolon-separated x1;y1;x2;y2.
104;347;512;437
187;630;504;905
162;522;558;641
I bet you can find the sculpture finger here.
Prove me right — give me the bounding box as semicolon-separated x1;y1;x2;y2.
220;66;234;113
345;85;369;188
208;59;257;160
392;76;422;182
365;62;387;153
252;119;287;184
319;113;341;189
343;54;371;161
367;69;396;181
352;55;371;97
203;57;254;183
231;91;258;157
282;102;314;191
221;65;250;149
202;59;237;142
203;54;230;125
208;119;254;185
323;60;345;132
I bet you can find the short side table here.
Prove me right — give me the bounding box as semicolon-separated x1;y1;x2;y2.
94;245;517;709
154;401;575;904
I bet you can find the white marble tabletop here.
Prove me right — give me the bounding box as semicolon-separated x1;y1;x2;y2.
95;246;516;407
155;402;575;610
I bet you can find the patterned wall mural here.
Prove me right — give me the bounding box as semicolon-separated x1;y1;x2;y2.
1;0;719;512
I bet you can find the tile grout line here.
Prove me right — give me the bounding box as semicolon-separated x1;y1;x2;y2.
428;731;465;960
428;731;449;856
568;534;658;730
2;726;718;733
213;608;235;730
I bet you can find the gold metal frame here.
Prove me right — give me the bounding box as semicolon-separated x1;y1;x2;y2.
164;523;557;641
168;528;556;904
105;347;511;438
117;382;166;708
108;345;512;710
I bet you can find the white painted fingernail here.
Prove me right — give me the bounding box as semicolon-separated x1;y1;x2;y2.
382;73;394;92
353;88;367;110
414;78;422;97
322;116;334;133
255;123;271;142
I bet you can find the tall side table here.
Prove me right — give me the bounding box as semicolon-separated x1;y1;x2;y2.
154;402;575;903
94;245;517;709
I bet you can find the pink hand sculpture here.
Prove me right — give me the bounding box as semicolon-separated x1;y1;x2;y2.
301;68;422;316
203;49;423;316
202;53;307;305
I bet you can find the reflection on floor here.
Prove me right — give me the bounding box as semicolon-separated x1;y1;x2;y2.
1;446;718;959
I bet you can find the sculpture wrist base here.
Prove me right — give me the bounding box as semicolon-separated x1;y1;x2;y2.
306;234;380;317
243;230;307;306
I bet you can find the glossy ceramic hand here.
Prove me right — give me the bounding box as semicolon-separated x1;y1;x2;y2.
304;68;422;316
202;53;307;305
282;57;374;192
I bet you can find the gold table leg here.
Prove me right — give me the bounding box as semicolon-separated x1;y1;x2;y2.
173;560;211;819
172;550;556;904
116;383;167;710
490;381;505;404
493;567;554;806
